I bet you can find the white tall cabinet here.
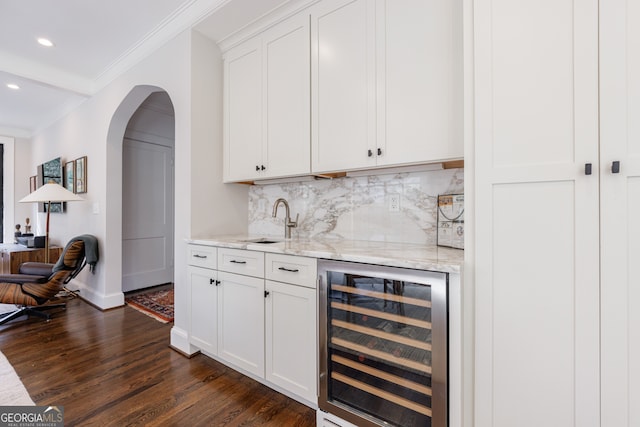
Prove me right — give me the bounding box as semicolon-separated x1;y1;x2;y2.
600;1;640;425
474;0;639;426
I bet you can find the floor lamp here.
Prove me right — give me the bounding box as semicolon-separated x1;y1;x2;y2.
19;182;84;263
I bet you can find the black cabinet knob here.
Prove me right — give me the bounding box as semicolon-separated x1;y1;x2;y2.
377;148;382;156
612;161;620;174
256;165;260;171
264;290;270;298
368;149;373;157
585;163;592;175
261;165;266;171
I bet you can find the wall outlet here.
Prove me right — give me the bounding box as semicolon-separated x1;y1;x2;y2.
389;194;400;212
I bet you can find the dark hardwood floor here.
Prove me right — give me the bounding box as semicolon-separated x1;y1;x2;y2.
0;297;316;426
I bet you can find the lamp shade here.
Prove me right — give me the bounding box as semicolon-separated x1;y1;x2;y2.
19;182;84;203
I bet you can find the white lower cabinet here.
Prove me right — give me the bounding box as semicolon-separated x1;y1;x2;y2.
188;245;318;406
265;279;317;403
217;271;265;377
189;266;218;355
188;245;218;356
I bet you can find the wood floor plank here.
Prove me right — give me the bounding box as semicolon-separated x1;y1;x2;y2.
0;298;316;426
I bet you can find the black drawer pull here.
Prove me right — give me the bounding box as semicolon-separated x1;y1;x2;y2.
278;267;299;273
209;278;215;285
193;254;207;259
585;163;592;175
264;290;270;298
230;260;246;264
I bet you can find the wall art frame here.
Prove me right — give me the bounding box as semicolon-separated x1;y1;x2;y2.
38;157;65;213
64;160;75;193
29;176;37;193
75;156;87;194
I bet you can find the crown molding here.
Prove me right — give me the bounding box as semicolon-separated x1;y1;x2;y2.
216;0;319;53
93;0;231;92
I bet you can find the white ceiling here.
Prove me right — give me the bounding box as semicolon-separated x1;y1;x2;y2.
0;0;287;138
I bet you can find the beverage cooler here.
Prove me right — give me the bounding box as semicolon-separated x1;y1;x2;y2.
318;260;448;427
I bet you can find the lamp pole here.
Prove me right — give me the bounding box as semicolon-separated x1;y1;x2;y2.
45;201;51;263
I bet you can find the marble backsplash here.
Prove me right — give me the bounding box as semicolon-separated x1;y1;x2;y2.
248;168;464;245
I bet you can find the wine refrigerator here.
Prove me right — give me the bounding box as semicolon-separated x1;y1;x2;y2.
318;260;448;427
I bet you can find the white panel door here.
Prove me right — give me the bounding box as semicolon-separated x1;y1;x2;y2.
217;271;265;377
474;1;600;426
262;12;311;179
378;0;463;166
189;266;217;355
311;0;376;173
600;1;640;424
224;39;262;182
265;280;317;403
122;138;174;292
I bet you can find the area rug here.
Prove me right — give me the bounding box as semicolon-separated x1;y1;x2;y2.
125;288;174;323
0;351;35;405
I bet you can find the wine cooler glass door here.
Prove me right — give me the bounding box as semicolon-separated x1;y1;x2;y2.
319;261;448;427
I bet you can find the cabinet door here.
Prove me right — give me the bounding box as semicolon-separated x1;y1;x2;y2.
223;38;262;182
262;13;311;179
377;0;462;166
217;271;265;377
474;1;600;426
311;0;376;173
189;266;218;355
265;280;317;403
600;2;640;425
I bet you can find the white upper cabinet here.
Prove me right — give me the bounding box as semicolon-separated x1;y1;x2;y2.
223;13;311;182
311;0;462;174
311;0;377;173
224;38;262;182
224;0;462;180
378;0;462;166
262;14;311;179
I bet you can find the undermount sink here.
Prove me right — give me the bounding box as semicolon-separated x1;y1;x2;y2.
242;238;282;244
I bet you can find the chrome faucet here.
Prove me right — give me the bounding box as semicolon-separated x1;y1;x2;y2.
272;198;298;239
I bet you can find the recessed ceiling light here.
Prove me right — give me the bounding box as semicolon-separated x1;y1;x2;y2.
37;37;54;47
7;83;20;90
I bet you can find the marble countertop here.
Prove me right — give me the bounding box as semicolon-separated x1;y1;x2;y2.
187;235;463;274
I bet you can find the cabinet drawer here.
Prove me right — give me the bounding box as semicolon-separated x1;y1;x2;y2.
188;245;217;269
218;248;264;278
265;253;317;288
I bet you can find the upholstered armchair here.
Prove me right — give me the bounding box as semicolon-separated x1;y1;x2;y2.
0;235;96;326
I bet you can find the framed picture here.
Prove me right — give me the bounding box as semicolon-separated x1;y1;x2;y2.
38;158;65;213
29;176;37;193
75;156;87;193
64;160;75;193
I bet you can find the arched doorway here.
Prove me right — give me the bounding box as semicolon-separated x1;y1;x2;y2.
104;85;175;299
121;92;175;291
